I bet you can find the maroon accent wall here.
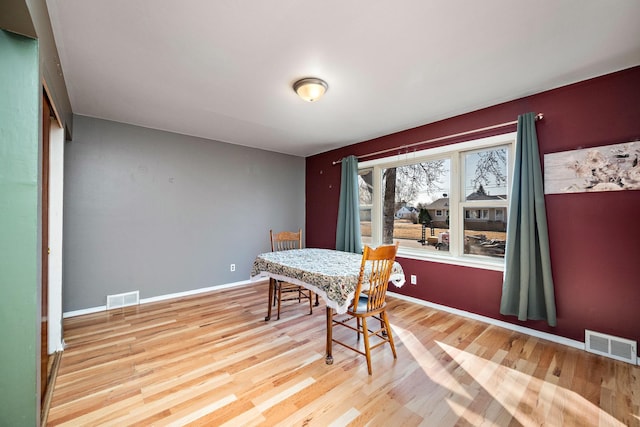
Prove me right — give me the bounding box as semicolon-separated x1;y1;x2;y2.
306;66;640;350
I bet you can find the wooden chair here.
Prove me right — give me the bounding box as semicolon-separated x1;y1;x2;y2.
270;229;314;320
331;242;399;375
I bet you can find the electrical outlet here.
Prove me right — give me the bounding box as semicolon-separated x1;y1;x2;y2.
230;264;236;272
410;274;417;285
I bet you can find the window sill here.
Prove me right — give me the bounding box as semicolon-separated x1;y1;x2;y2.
396;247;505;272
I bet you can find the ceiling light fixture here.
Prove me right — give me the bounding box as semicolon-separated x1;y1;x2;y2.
293;77;328;102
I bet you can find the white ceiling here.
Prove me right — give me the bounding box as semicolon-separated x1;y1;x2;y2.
46;0;640;157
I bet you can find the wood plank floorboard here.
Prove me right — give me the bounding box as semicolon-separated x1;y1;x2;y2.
48;281;639;426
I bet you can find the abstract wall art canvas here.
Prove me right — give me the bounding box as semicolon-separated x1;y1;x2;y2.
544;141;640;194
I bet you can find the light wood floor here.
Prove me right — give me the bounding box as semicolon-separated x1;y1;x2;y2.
48;281;639;426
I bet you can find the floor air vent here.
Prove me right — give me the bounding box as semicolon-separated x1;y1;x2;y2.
106;291;140;310
585;330;637;365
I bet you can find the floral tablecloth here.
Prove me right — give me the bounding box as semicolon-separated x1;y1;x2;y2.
250;248;405;314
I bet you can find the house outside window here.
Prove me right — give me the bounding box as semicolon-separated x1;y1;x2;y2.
357;132;514;270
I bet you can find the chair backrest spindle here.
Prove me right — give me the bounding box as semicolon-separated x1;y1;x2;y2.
353;242;399;312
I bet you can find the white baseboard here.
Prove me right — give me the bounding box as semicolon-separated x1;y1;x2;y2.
63;279;262;318
63;305;106;318
387;291;585;351
62;282;585;354
140;279;259;304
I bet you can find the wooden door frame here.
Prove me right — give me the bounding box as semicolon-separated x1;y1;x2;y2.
41;89;51;404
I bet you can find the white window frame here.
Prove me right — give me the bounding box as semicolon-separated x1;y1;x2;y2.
358;132;516;272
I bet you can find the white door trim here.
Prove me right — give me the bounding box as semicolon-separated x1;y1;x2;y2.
48;120;64;353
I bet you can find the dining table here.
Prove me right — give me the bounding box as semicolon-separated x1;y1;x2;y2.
250;247;405;364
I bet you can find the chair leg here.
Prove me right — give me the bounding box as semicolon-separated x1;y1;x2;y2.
308;291;313;315
380;318;387;337
382;311;397;359
277;283;282;320
272;281;278;306
361;317;372;375
356;318;361;341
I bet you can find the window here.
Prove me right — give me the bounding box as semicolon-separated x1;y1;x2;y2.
358;132;514;269
465;209;489;220
358;169;373;246
461;146;509;258
380;158;451;252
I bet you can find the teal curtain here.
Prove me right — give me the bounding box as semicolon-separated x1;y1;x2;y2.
336;155;363;254
500;113;557;326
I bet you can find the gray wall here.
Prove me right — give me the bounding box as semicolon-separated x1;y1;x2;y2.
63;115;305;312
